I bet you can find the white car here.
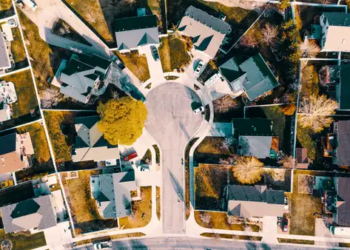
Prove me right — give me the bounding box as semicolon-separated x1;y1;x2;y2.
93;241;112;249
194;60;204;75
194;106;205;114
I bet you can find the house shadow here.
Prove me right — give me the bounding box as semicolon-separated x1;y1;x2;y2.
0;112;41;132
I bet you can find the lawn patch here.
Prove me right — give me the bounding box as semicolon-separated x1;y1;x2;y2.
158;36;191;72
63;0;113;44
11;27;27;63
0;70;38;118
156;186;160;220
201;233;262;241
0;0;14;18
0;230;46;250
277;238;314;245
15;122;55;182
116;51;150;82
119;186;152;229
196;137;233;155
195;164;229;210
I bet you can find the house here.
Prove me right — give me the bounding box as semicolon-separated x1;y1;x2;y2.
233;118;275;159
114;13;159;53
55;53;112;104
211;54;279;101
0;81;17;122
226;185;286;218
0;132;34;174
319;13;350;52
296;148;309;169
0;32;11;71
72;116;120;163
334;177;350;226
90;171;138;219
323;120;350;167
177;6;231;59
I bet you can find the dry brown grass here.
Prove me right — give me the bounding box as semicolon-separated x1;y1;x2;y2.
196;137;231;155
201;233;262;241
116;51;150;82
156;186;160;220
298;174;314;194
119;186;152;229
64;0;113;43
11;27;27;63
0;0;12;11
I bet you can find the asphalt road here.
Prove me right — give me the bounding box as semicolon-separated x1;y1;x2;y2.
145;83;203;234
74;236;335;250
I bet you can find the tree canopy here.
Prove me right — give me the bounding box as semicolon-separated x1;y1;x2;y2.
97;97;147;145
232;156;264;184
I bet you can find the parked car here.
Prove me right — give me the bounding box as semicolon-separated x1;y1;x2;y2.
282;218;288;232
284;197;288;209
1;180;14;189
277;216;282;226
194;60;204;75
112;55;125;70
193;106;205;114
93;241;112;249
123;152;138;161
151;46;159;61
137;165;150;172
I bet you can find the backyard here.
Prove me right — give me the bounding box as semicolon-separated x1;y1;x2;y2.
0;70;38;118
62;170;120;234
194;137;234;165
194;164;230;210
0;0;14;18
11;27;27;63
17;9;72;93
116;51;150;82
158;36;191;72
119;186;152;229
15;122;55;182
0;230;46;250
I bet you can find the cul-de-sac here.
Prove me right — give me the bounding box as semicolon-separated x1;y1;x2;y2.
1;0;350;249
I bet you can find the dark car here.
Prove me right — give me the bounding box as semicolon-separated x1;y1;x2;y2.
151;46;159;61
282;218;289;232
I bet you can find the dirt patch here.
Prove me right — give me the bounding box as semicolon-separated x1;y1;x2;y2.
298;174;314;194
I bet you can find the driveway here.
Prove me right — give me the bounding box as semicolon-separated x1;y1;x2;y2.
145;83;203;234
51;190;67;222
139;45;164;84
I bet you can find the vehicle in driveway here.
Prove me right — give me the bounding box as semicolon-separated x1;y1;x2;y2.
1;180;14;189
282;218;288;232
151;46;159;61
193;106;205;114
112;55;125;70
123;152;138;161
93;241;112;249
194;60;204;75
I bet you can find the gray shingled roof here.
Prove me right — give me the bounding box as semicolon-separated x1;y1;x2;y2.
323;12;350;26
0;133;16;155
336;120;350;166
335;177;350;226
1;195;57;233
208;122;233;137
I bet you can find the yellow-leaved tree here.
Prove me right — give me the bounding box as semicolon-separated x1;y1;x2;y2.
232;156;264;184
97;97;147;145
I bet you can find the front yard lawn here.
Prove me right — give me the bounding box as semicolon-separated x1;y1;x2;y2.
15;122;55;182
63;170;119;234
156;186;160;220
0;70;38;118
0;230;46;250
196;137;233;155
195;164;230;210
201;233;262;241
11;27;27;63
116;51;150;82
158;36;191;72
119;186;152;229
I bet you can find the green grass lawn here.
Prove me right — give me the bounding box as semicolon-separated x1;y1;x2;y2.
0;70;38;118
158;36;191;72
11;27;26;63
116;51;150;82
0;230;46;250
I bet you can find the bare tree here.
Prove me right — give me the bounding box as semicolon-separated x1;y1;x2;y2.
213;95;239;113
221;137;234;151
171;24;183;40
278;155;296;169
232;156;264;184
299;38;321;58
200;212;212;224
261;24;278;46
219;156;234;165
298;94;338;133
125;0;136;5
41;88;62;108
240;31;258;48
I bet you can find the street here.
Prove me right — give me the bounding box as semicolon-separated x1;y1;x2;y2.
145;83;203;234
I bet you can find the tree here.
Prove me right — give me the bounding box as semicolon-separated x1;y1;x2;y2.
232;157;264;184
41;87;62;108
97;97;148;145
299;38;321;58
278;0;290;11
298;94;338;133
261;24;278;46
240;31;258;48
281;103;296;116
171;24;183;40
213;95;240;113
278;155;295;169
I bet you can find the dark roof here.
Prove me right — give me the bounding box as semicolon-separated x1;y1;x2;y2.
227;185;284;205
0;182;35;207
336;177;350;225
323;12;350;26
114;15;158;32
232;118;273;136
61;58;93;76
75;116;100;129
184;6;231;34
338;64;350;110
336;120;350;166
0;133;16;155
79;54;111;70
10;199;40;219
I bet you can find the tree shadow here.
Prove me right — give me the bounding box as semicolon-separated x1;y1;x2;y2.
168;169;184;201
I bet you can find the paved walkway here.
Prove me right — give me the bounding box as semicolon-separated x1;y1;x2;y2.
139;45;164;85
20;0;112;58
